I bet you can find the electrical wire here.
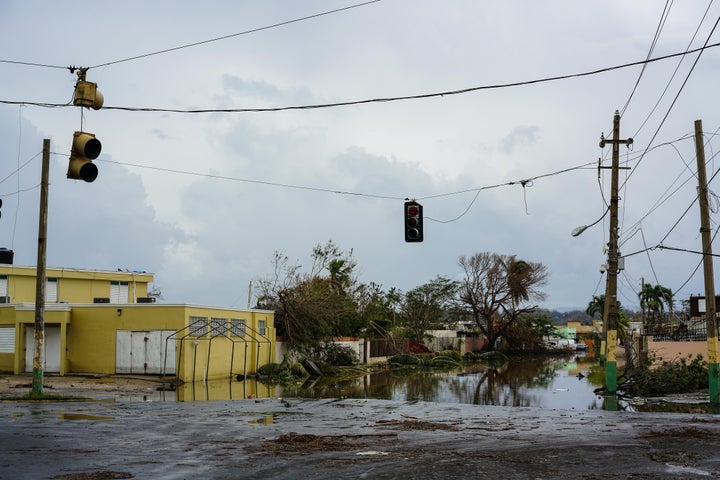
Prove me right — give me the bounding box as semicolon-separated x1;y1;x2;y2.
0;1;382;73
619;14;720;190
640;228;659;284
97;158;405;200
0;59;67;70
89;1;383;70
3;42;720;114
619;133;715;245
0;151;41;186
619;0;673;117
630;1;714;138
91;156;596;224
673;222;720;293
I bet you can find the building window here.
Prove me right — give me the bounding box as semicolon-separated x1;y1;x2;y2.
258;319;267;336
46;278;58;303
110;281;129;304
0;327;14;353
210;318;227;337
231;319;246;337
0;275;8;303
189;316;208;336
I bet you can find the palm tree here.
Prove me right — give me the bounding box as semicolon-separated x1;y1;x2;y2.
507;257;531;306
586;294;628;339
639;283;673;334
586;294;605;319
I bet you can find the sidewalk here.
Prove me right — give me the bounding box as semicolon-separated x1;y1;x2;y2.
1;396;720;479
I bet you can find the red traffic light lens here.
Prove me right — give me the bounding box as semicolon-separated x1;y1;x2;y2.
408;206;419;216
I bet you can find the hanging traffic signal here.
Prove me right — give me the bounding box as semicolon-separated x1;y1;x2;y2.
67;131;100;183
404;201;423;242
72;70;104;110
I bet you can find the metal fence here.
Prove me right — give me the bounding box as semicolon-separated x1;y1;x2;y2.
643;315;708;342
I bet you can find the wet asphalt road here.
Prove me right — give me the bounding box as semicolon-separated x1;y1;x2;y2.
1;397;720;479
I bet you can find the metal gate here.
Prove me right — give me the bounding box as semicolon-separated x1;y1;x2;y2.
116;330;176;374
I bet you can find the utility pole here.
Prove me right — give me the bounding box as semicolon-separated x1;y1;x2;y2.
694;119;720;404
30;139;50;397
599;111;632;396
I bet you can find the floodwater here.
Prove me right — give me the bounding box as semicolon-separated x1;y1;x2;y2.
163;354;609;410
282;354;606;410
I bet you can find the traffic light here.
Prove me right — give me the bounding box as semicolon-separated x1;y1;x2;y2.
404;201;423;242
72;71;103;110
67;131;100;182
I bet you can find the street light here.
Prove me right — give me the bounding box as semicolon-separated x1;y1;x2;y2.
571;206;610;237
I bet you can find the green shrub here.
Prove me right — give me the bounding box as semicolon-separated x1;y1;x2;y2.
389;354;422;365
463;351;482;363
317;342;359;366
438;350;462;362
257;363;284;376
624;354;708;397
430;355;463;369
479;351;509;368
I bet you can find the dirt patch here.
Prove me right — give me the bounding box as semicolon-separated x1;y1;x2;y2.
254;432;398;453
376;419;460;431
0;374;175;401
50;471;133;480
637;426;718;440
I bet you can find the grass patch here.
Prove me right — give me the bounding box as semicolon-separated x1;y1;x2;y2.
2;393;89;402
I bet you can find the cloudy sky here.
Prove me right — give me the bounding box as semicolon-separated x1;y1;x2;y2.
1;1;720;311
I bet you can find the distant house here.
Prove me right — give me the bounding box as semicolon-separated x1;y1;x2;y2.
0;263;274;382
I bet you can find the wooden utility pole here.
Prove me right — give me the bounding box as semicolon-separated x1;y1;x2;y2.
599;111;632;396
30;139;50;397
694;119;720;404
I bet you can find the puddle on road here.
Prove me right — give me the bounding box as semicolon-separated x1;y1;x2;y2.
58;413;114;421
248;415;274;425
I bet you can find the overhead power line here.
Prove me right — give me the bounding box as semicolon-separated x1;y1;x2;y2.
2;42;720;114
92;156;596;225
619;14;720;190
0;1;382;72
89;1;383;69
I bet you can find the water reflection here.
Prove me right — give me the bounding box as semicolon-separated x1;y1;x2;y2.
140;356;709;412
175;379;278;402
281;354;604;410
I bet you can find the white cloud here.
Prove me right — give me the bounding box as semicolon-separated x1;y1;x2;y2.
2;1;720;310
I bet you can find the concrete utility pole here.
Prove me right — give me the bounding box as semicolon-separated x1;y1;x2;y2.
694;119;720;404
30;139;50;397
599;111;632;396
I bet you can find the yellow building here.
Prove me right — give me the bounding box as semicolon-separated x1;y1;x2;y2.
0;264;274;382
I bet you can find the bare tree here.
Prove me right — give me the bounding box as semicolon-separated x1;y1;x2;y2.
401;276;458;343
457;252;548;350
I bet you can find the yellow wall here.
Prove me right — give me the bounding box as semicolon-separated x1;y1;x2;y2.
66;305;188;374
1;301;275;381
0;266;152;303
175;308;274;382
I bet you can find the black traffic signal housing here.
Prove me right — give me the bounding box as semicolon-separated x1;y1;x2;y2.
67;131;100;183
404;201;423;242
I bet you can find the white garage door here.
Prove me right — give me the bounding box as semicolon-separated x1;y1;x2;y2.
24;326;61;373
116;330;176;374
